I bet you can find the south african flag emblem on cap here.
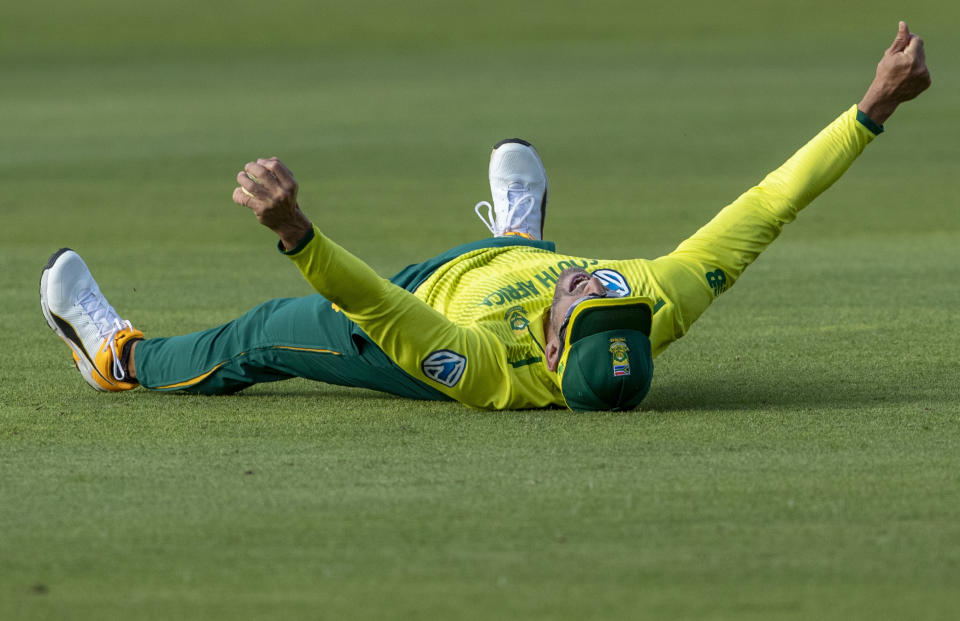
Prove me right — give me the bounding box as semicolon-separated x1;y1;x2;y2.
609;337;631;377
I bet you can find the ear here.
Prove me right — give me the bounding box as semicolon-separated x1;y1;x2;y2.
545;339;561;372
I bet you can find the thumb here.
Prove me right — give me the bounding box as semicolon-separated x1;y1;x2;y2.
889;21;910;53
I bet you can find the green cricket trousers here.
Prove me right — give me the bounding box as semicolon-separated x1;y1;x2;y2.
133;294;448;400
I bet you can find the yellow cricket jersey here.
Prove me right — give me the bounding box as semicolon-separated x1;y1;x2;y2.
287;105;878;409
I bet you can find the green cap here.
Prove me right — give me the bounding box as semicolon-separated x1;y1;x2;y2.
557;297;654;412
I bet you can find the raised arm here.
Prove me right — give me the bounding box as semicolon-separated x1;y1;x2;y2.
645;22;930;347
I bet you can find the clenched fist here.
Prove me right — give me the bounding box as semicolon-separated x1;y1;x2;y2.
858;21;932;126
233;157;313;251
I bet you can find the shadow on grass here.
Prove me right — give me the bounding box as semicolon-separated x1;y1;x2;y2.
137;369;925;413
644;373;920;412
153;382;428;403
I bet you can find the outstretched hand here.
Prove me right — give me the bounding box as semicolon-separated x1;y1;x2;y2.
858;21;931;126
232;157;313;250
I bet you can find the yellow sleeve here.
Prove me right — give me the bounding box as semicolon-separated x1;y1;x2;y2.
284;227;523;409
648;105;879;342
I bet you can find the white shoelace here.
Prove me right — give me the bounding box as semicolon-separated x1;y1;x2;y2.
474;201;498;236
77;289;133;381
474;183;536;236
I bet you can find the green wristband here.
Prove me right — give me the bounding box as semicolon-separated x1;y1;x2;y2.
277;227;316;256
856;109;884;135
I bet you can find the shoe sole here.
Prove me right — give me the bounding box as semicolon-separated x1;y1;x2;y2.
40;248;109;392
492;138;548;239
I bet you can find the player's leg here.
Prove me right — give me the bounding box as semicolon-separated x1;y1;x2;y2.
132;294;447;400
474;139;548;240
40;248;446;400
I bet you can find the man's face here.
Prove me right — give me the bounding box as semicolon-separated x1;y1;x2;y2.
544;267;608;371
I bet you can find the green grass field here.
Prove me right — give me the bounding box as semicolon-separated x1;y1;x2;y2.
2;1;959;619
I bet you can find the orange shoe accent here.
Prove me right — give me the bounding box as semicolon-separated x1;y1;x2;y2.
502;231;536;240
87;326;144;392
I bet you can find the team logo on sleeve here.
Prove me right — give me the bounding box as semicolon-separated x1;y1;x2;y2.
609;337;631;377
592;269;631;297
421;350;467;387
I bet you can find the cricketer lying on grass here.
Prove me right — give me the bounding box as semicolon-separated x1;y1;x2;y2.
40;23;931;411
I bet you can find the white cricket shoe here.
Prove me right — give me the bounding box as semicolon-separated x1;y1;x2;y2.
40;248;142;392
474;138;548;240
